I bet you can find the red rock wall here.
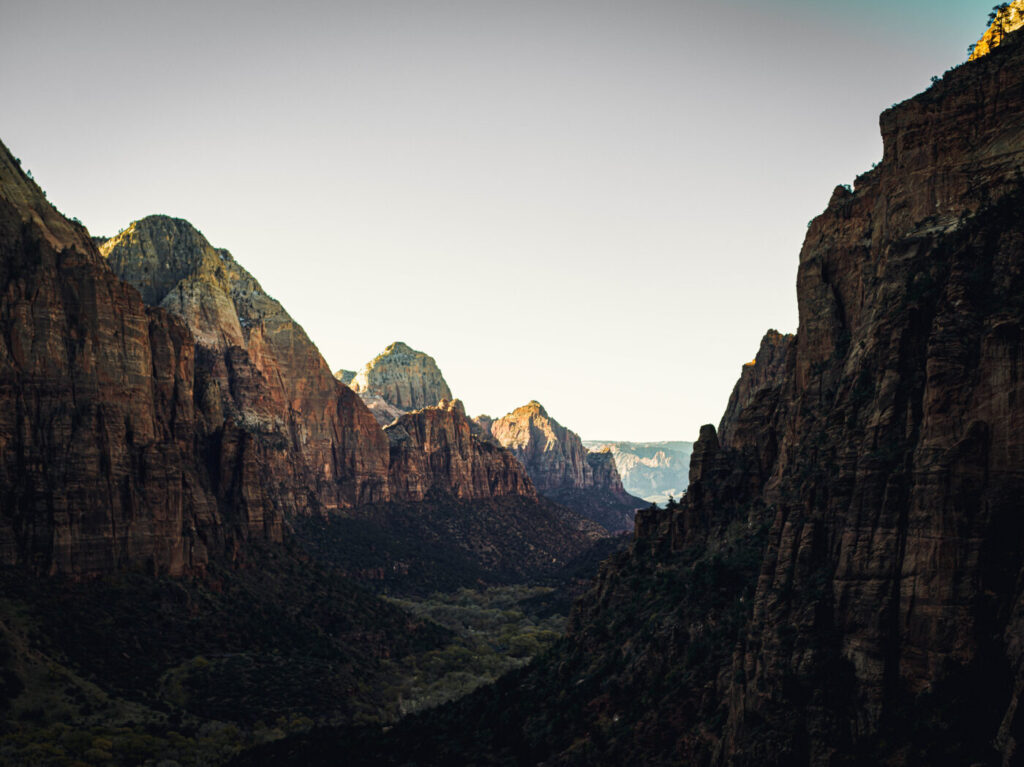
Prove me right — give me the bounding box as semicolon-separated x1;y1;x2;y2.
623;35;1024;762
386;399;537;501
0;148;225;576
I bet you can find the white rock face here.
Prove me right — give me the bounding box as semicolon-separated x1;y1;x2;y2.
350;341;453;412
582;440;693;504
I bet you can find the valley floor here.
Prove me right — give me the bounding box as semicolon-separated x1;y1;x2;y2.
0;567;577;767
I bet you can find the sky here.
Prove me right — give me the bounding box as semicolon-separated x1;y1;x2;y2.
0;0;996;441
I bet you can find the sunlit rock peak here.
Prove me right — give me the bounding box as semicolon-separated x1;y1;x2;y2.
969;0;1024;60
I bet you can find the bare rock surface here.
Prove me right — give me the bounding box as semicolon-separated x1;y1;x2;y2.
350;341;452;411
385;399;537;502
484;401;643;531
582;439;693;503
0;148;225;575
101;217;391;516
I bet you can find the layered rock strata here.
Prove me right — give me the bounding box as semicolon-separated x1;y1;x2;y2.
482;401;643;531
349;341;452;413
103;220;549;511
582;440;693;503
485;402;593;489
385;399;537;502
608;31;1024;763
0;148;225;575
101;217;391;515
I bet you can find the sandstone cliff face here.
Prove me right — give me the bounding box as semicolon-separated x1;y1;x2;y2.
717;329;793;448
487;401;594;491
485;401;642;531
350;342;453;412
385;399;537;502
0;147;225;576
101;217;391;515
593;33;1024;764
584;450;620;493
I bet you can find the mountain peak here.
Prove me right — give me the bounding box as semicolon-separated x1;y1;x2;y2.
351;342;453;412
518;400;549;418
384;341;415;355
99;214;246;308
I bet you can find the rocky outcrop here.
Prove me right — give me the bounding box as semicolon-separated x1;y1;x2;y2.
350;342;452;412
486;401;594;491
717;329;793;447
582;440;693;504
585;449;620;493
334;369;356;386
970;0;1024;60
595;32;1024;764
484;401;643;531
385;399;536;501
357;391;407;427
101;217;391;516
0;146;227;576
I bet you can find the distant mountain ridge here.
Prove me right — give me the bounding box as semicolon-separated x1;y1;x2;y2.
582;440;693;504
338;345;645;531
480;401;645;531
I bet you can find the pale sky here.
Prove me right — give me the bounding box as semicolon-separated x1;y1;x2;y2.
0;1;994;440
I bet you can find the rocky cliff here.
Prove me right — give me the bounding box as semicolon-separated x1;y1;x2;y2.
385;399;537;502
0;149;227;576
0;169;576;576
716;328;793;447
102;220;553;511
101;217;392;516
576;30;1024;765
279;28;1024;767
349;342;453;414
483;401;643;531
486;401;593;491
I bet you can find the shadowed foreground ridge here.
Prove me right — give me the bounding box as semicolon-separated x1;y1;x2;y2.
239;29;1024;767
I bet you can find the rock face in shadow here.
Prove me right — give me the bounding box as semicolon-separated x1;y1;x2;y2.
0;168;585;577
101;217;392;517
103;220;551;511
581;33;1024;764
482;401;643;531
0;148;225;576
717;328;793;448
272;31;1024;767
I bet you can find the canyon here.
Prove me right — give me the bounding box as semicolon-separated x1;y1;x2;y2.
4;13;1024;767
338;342;644;532
244;24;1024;767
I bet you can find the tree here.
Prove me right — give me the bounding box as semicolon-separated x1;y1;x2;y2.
989;3;1012;45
